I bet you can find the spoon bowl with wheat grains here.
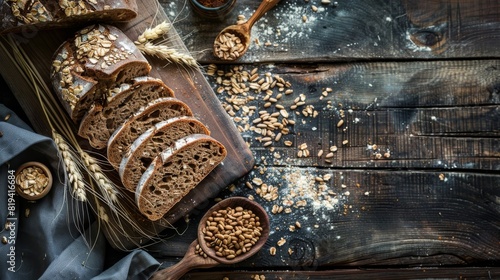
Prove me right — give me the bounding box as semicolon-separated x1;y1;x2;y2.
213;0;281;60
151;197;270;280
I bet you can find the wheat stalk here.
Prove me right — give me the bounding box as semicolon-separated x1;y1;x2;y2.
98;205;109;223
138;42;198;68
135;21;172;44
135;21;198;69
80;150;118;207
53;131;87;201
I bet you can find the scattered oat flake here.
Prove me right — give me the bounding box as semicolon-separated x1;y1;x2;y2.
439;173;446;181
277;237;286;246
269;247;276;255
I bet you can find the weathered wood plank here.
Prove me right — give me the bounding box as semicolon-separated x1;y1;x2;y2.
180;267;499;280
150;167;500;266
202;61;500;171
162;0;500;63
141;59;500;268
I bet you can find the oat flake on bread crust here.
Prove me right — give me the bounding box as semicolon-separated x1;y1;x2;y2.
50;24;151;123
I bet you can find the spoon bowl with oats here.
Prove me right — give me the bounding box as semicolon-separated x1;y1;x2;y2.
150;197;270;280
213;0;281;60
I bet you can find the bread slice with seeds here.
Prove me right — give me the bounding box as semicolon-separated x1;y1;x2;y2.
136;134;227;221
51;24;151;123
77;76;175;149
119;116;210;191
107;97;192;169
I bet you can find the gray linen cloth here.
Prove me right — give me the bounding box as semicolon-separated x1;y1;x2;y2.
0;104;160;279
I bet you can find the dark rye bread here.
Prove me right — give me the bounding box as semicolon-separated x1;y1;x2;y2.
136;134;227;221
51;24;151;123
107;97;193;169
119;116;210;191
0;0;137;34
77;76;175;149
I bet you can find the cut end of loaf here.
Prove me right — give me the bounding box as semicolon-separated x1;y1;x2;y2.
136;135;227;221
77;103;109;149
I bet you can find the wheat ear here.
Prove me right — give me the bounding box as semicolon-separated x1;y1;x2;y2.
79;151;118;208
135;21;198;68
138;42;198;68
53;131;87;201
135;21;172;44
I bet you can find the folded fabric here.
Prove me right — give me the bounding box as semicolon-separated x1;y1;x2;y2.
0;104;159;279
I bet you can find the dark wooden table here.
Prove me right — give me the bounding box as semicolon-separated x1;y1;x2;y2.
0;0;498;279
146;0;500;279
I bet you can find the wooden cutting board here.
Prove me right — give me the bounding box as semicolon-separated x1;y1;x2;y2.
0;0;254;250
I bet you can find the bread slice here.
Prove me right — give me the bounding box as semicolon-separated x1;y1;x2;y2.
51;24;151;123
77;76;175;149
136;134;227;221
107;97;192;169
119;116;210;191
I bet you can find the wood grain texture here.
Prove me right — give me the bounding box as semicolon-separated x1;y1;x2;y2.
0;0;254;250
181;267;499;280
151;168;500;267
162;0;500;63
204;61;500;171
146;59;499;267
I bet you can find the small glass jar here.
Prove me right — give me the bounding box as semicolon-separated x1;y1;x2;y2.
189;0;236;19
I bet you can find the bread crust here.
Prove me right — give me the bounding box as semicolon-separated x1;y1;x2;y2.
50;24;151;123
0;0;138;34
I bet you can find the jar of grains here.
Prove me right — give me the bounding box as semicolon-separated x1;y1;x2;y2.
189;0;236;19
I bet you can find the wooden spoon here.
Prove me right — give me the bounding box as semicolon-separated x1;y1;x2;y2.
213;0;281;60
151;197;270;280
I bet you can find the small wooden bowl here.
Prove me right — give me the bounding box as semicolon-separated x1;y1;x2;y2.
15;161;53;200
151;197;270;280
197;197;270;264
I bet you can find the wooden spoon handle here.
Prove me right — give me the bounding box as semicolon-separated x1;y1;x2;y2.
150;240;218;280
246;0;282;28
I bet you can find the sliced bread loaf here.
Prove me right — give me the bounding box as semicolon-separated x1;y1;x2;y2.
51;24;151;123
107;97;193;169
136;134;227;221
119;116;210;191
77;76;175;149
1;0;138;34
